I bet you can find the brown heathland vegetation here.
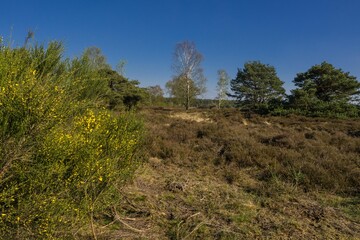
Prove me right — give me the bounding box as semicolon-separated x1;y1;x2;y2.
98;108;359;239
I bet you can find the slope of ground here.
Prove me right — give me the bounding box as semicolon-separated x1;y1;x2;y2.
97;108;360;239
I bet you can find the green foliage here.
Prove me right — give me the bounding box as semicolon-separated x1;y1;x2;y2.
293;62;360;102
0;42;143;238
99;69;147;110
230;61;285;114
289;62;360;117
146;85;164;106
67;55;110;104
83;46;110;70
166;75;202;108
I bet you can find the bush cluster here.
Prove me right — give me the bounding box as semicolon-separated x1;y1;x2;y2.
0;42;143;238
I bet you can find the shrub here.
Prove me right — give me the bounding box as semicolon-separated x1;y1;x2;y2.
0;42;143;238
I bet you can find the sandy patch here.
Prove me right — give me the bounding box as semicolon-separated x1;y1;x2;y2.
170;112;212;123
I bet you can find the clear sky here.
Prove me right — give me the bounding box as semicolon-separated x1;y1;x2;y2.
1;0;360;98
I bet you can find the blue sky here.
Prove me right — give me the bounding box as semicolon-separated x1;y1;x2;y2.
1;0;360;98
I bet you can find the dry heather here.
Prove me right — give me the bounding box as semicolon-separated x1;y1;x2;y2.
97;108;360;239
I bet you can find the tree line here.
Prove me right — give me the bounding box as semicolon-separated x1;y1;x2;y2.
164;41;360;118
229;61;360;117
13;36;360;118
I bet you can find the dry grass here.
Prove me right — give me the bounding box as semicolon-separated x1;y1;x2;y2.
169;112;213;123
95;108;360;239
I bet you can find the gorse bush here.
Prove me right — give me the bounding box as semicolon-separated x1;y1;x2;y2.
0;41;143;239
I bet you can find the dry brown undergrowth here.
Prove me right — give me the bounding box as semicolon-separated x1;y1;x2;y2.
97;108;360;239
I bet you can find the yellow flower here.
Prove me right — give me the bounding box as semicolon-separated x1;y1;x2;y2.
98;176;103;182
32;70;36;75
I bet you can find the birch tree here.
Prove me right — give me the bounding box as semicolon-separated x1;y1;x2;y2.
83;47;110;70
216;69;230;108
166;41;206;110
